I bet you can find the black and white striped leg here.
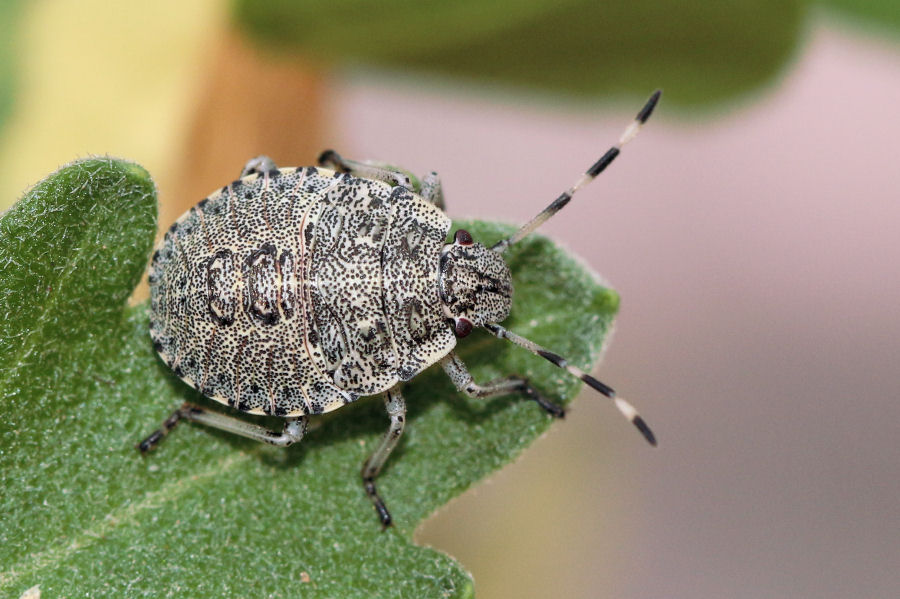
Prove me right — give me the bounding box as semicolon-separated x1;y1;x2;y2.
440;351;566;418
484;323;656;445
361;386;407;528
419;171;445;209
136;402;307;453
492;89;661;252
240;155;279;178
318;149;416;191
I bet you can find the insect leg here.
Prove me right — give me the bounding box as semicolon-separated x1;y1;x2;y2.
317;149;416;191
361;386;406;528
440;351;565;418
136;402;307;452
419;171;445;209
240;155;279;178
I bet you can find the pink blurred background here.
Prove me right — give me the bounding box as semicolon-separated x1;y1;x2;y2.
330;23;900;599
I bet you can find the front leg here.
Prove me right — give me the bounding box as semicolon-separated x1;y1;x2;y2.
440;351;565;417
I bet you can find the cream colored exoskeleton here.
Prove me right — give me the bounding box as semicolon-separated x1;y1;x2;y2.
139;90;662;527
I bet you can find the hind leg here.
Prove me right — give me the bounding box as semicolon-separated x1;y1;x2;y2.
361;386;407;527
318;149;416;189
137;402;307;452
240;155;279;178
418;170;445;209
318;149;446;208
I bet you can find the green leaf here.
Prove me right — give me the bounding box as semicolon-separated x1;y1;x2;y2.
0;160;618;598
818;0;900;32
0;0;26;137
232;0;804;107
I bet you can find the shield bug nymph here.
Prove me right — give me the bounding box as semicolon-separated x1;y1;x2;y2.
139;90;662;527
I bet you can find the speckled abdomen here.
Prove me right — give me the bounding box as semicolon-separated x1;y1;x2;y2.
149;166;455;417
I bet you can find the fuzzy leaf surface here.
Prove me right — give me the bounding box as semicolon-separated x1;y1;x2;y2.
0;161;618;598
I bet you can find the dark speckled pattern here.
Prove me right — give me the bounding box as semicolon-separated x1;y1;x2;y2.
149;167;455;417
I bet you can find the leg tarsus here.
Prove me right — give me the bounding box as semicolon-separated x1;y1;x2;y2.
513;381;566;418
363;476;393;528
137;403;187;453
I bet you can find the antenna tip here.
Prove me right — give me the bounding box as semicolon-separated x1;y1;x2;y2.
637;90;662;124
614;397;657;446
633;416;658;446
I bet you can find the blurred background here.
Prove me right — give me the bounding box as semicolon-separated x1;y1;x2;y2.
2;1;898;597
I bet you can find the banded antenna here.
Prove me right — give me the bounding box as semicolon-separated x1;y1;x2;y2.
485;94;662;445
492;90;661;253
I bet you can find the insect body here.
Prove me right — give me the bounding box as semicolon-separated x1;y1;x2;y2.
139;90;662;527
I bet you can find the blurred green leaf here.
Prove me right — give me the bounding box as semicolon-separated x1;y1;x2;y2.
0;0;25;135
233;0;805;107
818;0;900;31
0;160;618;597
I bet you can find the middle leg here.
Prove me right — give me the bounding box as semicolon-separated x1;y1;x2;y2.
361;385;407;527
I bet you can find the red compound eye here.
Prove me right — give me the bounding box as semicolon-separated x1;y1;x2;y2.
454;317;473;338
454;229;473;246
